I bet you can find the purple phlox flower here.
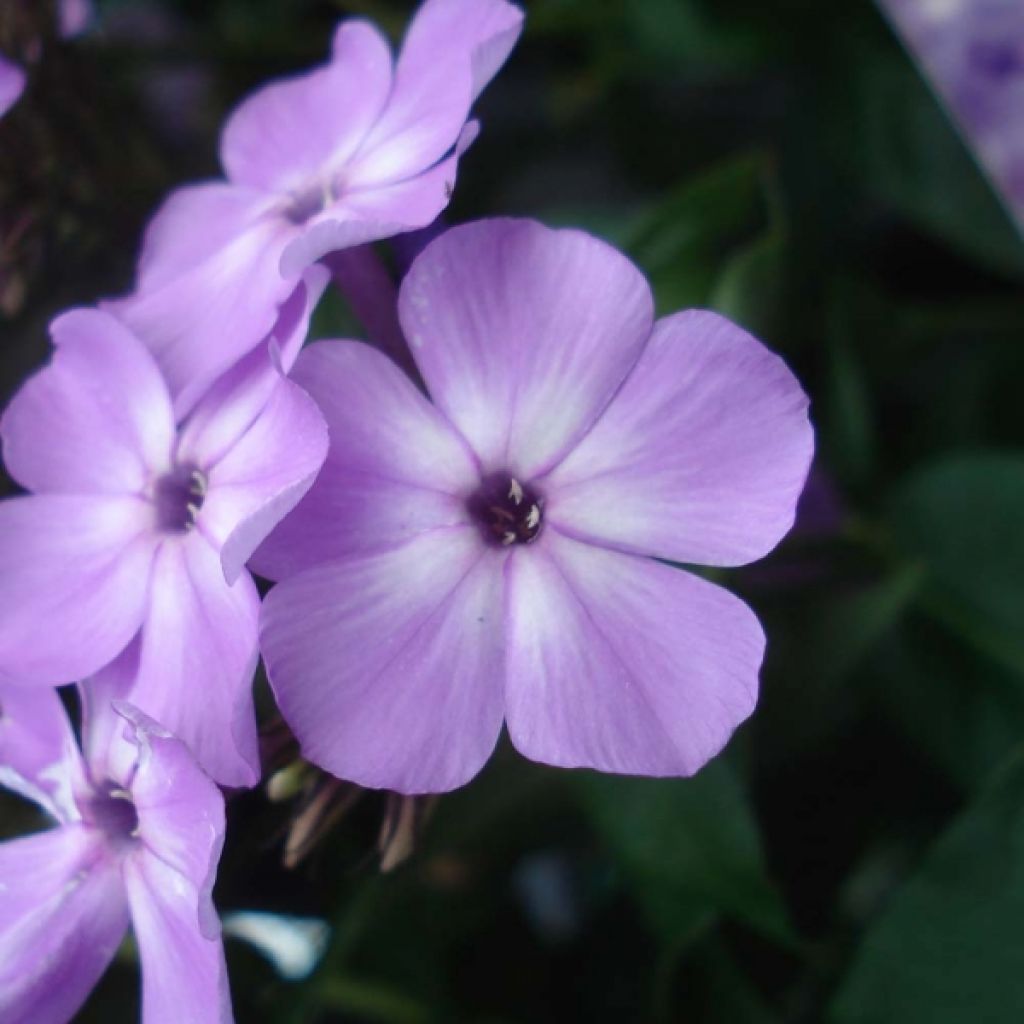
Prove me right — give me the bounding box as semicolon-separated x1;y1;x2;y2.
880;0;1024;231
0;55;26;120
255;218;814;795
0;270;330;787
0;684;232;1024
106;0;523;419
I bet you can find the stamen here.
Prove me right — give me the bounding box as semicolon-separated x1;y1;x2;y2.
154;464;208;533
467;473;544;547
82;780;140;843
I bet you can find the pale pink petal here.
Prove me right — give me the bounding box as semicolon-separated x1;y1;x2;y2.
544;310;814;566
345;0;522;187
0;495;157;686
195;371;328;584
260;528;504;793
220;20;392;194
277;211;409;279
124;852;233;1024
107;183;295;419
0;826;129;1024
0;684;86;822
97;534;261;788
279;123;476;278
505;535;763;776
78;644;144;788
119;703;225;934
174;266;327;470
399;219;654;477
1;309;175;495
251;341;477;581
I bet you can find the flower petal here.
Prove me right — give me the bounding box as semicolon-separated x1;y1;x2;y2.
0;56;25;119
504;534;763;776
260;528;504;793
1;309;175;495
399;218;654;477
0;684;86;823
281;127;475;277
174;266;327;468
251;341;477;581
0;825;129;1024
544;310;814;566
195;369;329;585
87;534;261;788
0;495;156;686
220;20;392;194
124;851;233;1024
106;183;295;419
345;0;522;187
118;703;226;935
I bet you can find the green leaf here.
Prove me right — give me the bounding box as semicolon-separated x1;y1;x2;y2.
850;51;1024;278
573;759;794;946
755;564;922;761
888;454;1024;675
871;615;1024;792
624;153;770;314
710;228;786;340
831;745;1024;1024
820;279;881;489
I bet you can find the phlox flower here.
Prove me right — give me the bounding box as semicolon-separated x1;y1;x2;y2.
0;685;232;1023
0;273;329;787
256;218;815;795
108;0;523;417
0;55;25;119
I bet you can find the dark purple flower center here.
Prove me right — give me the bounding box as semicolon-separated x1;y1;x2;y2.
82;781;140;843
468;473;544;546
285;182;331;225
154;464;207;533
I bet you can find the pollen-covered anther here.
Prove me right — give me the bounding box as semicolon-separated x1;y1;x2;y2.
468;473;544;547
154;464;209;533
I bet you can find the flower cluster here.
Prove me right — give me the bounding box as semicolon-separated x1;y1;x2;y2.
0;1;812;1020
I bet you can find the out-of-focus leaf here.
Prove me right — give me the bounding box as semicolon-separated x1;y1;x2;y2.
625;0;768;73
755;563;921;761
573;759;794;946
624;152;769;313
821;280;879;489
888;454;1024;676
659;935;780;1024
850;52;1024;278
831;745;1024;1024
710;228;786;339
871;615;1024;792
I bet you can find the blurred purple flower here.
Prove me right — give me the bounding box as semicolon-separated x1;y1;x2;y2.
0;272;329;787
0;56;25;119
0;686;232;1023
59;0;93;39
108;0;523;418
880;0;1024;231
256;219;814;794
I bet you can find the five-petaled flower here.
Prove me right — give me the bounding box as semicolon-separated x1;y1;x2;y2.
0;684;232;1023
106;0;523;418
0;273;329;787
255;218;815;794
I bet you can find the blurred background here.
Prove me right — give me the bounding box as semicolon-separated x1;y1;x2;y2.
3;0;1024;1021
